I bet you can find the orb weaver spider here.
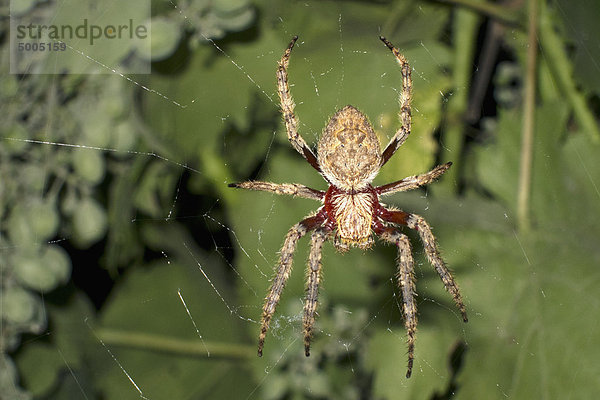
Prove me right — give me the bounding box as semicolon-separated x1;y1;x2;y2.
230;36;467;377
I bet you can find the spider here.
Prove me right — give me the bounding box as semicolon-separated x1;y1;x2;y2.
229;36;468;378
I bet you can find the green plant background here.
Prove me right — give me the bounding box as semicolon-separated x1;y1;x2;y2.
2;0;600;399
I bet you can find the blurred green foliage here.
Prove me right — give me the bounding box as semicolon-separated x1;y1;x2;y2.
2;0;600;399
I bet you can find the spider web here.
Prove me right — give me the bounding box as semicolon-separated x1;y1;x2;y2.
4;1;600;399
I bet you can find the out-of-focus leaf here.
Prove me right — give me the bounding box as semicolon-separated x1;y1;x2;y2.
138;17;182;61
556;0;600;96
28;0;150;73
9;0;37;16
144;31;282;160
15;293;95;398
0;355;31;400
16;343;64;396
1;286;39;325
71;197;108;247
13;245;71;293
475;101;569;222
463;99;600;397
72;149;106;184
452;215;600;397
133;161;179;218
93;255;253;399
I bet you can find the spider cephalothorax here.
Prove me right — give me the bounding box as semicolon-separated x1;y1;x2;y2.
229;36;467;378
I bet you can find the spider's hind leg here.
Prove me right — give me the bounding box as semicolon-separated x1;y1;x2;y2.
377;227;417;378
258;213;325;356
409;214;468;322
303;227;330;356
384;210;468;323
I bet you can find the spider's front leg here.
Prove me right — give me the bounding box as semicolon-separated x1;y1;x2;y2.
375;225;418;378
379;36;413;166
376;162;452;196
228;181;324;201
276;36;322;173
258;212;326;356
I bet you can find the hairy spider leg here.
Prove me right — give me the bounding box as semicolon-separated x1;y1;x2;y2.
379;36;412;166
258;211;327;356
276;36;323;174
376;162;452;196
228;181;324;201
379;209;468;322
374;225;417;378
303;227;331;356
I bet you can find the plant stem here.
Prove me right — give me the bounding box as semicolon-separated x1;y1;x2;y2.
96;328;255;359
434;0;521;26
537;1;600;143
438;8;480;194
517;0;538;232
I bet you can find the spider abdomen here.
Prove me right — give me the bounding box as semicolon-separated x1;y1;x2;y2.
325;186;377;250
318;105;382;191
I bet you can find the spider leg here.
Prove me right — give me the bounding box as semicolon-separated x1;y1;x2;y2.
376;162;452;196
228;181;324;201
376;226;417;378
258;212;326;356
382;209;468;323
303;227;331;356
277;36;322;174
379;36;412;167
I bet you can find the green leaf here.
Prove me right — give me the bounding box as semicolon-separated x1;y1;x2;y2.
464;102;600;397
13;245;71;293
15;293;96;398
1;286;38;325
556;0;600;96
71;197;107;247
93;256;254;399
28;0;150;73
16;343;65;397
475;100;570;222
138;17;182;61
0;355;30;400
72;149;106;184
